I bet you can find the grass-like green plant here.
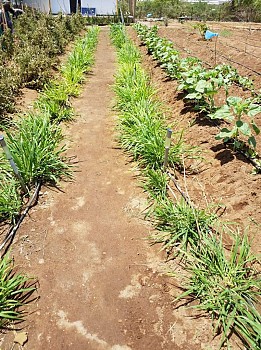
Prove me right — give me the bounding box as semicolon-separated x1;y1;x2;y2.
151;198;216;253
176;232;261;349
113;23;261;349
62;26;100;86
142;168;168;200
111;30;189;170
110;24;127;49
36;81;74;123
5;112;72;188
0;166;21;222
37;26;100;123
0;255;36;327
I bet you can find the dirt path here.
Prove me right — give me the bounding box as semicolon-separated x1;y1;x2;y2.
0;28;182;350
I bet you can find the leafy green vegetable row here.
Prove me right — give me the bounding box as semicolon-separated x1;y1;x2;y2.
134;24;261;163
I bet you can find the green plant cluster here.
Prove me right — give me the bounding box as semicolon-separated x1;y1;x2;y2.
110;24;193;171
0;8;86;117
134;24;261;164
0;26;99;329
111;24;261;349
0;27;99;223
0;255;36;327
85;15;122;26
37;26;100;122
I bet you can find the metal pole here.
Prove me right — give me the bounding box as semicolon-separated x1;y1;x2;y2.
0;135;27;193
164;128;172;170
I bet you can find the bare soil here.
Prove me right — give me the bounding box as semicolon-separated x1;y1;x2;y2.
0;25;260;350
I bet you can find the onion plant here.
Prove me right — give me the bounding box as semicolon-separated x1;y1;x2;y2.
0;169;21;222
111;26;188;170
62;26;100;86
142;168;168;200
151;198;216;253
36;81;74;123
0;255;36;327
5;112;71;188
177;232;261;349
37;27;100;123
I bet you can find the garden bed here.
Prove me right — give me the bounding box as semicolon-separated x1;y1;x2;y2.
128;24;261;252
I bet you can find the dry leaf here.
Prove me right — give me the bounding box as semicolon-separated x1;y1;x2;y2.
14;332;28;346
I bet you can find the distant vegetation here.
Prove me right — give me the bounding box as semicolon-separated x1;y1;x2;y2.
136;0;261;22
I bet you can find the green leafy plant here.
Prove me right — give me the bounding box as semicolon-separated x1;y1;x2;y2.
193;22;209;39
142;168;168;200
0;165;21;222
0;255;36;327
151;198;216;253
5;113;72;188
210;96;261;151
176;232;261;349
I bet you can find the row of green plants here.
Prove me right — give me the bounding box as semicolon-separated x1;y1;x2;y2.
1;25;99;222
110;23;261;349
0;26;100;328
134;24;261;168
0;8;86;119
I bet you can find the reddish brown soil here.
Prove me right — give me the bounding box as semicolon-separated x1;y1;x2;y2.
129;25;261;257
157;21;261;89
0;27;233;350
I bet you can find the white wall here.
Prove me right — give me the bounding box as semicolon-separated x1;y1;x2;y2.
22;0;49;12
22;0;70;14
51;0;70;14
81;0;117;15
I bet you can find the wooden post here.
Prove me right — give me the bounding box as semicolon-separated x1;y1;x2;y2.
132;0;136;22
214;35;218;66
1;4;8;32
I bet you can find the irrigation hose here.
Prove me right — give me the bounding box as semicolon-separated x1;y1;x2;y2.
0;182;41;253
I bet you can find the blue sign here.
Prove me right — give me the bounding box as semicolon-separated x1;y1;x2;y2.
205;30;219;40
82;8;96;16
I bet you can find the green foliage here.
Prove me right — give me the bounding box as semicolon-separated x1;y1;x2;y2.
37;26;100;123
135;24;260;162
177;232;261;349
0;168;21;222
36;81;74;123
193;22;209;39
0;255;36;327
0;26;99;224
142;168;168;200
5;113;72;188
133;23;261;349
136;0;261;22
151;198;216;252
210;96;261;151
111;25;189;170
0;8;86;119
